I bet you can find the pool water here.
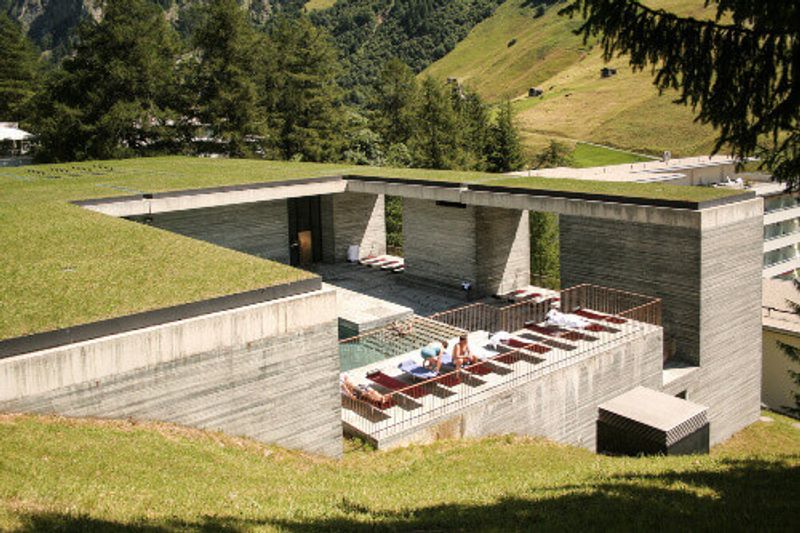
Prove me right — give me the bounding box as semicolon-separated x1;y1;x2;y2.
339;342;387;372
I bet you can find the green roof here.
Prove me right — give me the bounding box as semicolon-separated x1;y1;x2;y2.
0;156;746;342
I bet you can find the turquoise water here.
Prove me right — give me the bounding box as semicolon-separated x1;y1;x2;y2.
339;342;388;372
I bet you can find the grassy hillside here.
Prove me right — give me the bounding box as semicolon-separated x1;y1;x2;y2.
424;0;721;157
0;412;798;530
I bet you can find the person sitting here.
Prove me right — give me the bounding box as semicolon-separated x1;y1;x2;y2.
452;334;479;370
340;374;387;406
421;339;451;373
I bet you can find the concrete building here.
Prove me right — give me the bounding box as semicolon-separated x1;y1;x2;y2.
514;155;799;279
762;278;800;415
0;122;32;167
1;165;764;455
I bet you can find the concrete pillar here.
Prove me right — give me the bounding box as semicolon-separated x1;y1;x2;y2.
403;198;530;296
560;199;763;444
321;192;386;263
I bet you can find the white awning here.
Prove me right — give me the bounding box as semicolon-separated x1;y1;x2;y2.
0;126;33;141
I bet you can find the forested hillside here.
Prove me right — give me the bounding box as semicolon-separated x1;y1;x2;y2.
2;0;301;57
310;0;505;100
424;0;721;156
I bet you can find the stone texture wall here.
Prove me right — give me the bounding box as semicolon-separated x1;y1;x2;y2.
379;327;663;450
476;206;530;295
560;202;764;445
321;192;386;263
695;213;763;443
132;200;290;264
403;199;530;295
0;290;343;457
403;198;477;288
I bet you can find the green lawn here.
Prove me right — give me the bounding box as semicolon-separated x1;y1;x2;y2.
0;156;744;341
304;0;336;10
571;143;654;168
0;411;797;530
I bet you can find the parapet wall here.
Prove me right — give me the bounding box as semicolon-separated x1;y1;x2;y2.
0;289;342;457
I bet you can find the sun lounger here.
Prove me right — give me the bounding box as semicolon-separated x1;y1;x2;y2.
360;255;387;266
367;369;430;399
573;309;627;324
380;261;401;270
501;337;551;354
399;359;438;380
525;323;596;342
519;333;576;351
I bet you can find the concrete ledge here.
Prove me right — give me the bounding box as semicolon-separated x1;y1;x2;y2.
344;174;754;209
75;176;346;217
0;277;322;359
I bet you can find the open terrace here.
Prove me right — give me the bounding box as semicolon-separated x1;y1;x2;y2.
340;284;662;447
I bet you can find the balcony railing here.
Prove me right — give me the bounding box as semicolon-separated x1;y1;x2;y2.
342;284;662;442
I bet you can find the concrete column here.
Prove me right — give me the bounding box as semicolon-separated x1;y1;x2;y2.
476;206;530;295
403;198;530;296
321;192;386;263
560;199;764;445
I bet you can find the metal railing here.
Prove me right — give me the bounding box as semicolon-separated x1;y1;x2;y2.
341;283;663;441
341;318;654;440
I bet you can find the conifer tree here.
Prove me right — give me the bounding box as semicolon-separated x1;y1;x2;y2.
266;15;345;162
486;100;524;172
451;86;491;170
191;0;266;157
561;0;800;187
411;76;460;169
0;14;38;121
30;0;179;161
373;58;418;146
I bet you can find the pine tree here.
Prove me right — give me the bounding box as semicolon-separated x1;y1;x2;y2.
373;58;418;147
191;0;266;157
451;86;491;171
486;100;524;172
411;76;460;169
0;14;39;121
30;0;180;161
266;15;345;162
778;279;800;416
561;0;800;187
530;211;560;289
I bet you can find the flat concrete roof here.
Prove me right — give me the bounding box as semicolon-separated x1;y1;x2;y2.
598;386;707;432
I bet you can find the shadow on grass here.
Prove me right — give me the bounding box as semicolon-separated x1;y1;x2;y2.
11;457;799;532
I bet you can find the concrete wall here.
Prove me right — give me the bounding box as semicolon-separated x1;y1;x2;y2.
380;327;663;450
762;328;800;414
0;289;343;457
403;199;530;295
561;200;764;445
403;198;477;288
476;207;530;295
133;200;290;264
321;192;386;262
560;215;701;362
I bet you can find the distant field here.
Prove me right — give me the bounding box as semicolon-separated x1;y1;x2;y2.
305;0;336;11
425;0;721;158
0;412;797;530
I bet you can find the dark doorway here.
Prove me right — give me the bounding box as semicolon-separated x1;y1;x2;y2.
288;196;322;266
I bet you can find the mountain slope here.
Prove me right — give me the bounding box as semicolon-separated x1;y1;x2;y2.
424;0;720;156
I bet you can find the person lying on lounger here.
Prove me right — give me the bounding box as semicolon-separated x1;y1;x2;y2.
545;302;590;329
340;374;387;405
452;334;479;370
